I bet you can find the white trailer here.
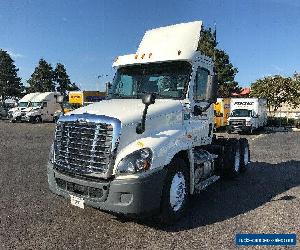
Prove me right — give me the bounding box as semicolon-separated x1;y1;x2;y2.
227;98;267;133
23;92;62;123
47;21;250;224
9;92;40;122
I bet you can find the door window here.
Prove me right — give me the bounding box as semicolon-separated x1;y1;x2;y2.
194;67;209;101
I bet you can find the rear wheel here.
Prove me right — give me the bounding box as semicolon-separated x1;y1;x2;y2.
223;139;241;177
160;158;189;225
239;138;250;172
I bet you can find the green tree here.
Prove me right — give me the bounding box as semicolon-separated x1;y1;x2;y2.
54;63;79;96
27;59;55;92
250;75;293;111
290;72;300;108
0;49;23;104
198;28;240;97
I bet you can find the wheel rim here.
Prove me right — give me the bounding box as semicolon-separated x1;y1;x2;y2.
169;171;186;212
244;146;249;166
234;147;240;172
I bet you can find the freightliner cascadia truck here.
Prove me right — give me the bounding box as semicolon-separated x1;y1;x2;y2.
48;21;250;224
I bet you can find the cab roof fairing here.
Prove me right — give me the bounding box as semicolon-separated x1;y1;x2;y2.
112;20;213;69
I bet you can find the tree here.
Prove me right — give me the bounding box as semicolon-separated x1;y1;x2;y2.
198;28;240;97
0;49;23;103
250;75;294;111
27;59;55;92
290;72;300;108
54;63;79;96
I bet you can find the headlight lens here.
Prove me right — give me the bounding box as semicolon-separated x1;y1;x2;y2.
116;148;152;175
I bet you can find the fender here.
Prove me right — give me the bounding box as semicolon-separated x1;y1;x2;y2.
113;128;193;178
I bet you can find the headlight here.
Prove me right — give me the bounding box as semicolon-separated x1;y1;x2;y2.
246;121;252;126
116;148;152;175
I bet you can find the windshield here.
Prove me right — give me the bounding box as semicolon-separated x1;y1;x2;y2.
230;109;252;117
30;102;42;108
110;61;191;99
19;102;28;108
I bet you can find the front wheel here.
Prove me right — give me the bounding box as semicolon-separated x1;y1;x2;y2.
31;116;42;123
160;158;189;225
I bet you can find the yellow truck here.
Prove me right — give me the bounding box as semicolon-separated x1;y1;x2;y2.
214;98;231;130
69;91;106;106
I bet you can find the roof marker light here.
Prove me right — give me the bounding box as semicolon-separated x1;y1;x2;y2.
178;50;182;56
134;55;138;59
141;53;145;59
149;53;152;58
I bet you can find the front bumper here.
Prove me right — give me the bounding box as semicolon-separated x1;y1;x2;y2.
227;125;252;132
47;162;167;216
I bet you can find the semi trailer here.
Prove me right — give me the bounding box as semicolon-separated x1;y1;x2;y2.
48;21;250;224
22;92;62;123
227;98;267;134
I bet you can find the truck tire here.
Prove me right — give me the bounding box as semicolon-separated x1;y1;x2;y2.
160;158;189;224
223;139;241;177
239;138;250;172
32;116;42;123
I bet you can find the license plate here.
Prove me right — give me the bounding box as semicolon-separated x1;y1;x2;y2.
70;195;84;209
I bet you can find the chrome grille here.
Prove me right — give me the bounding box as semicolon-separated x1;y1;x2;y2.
54;121;113;176
229;119;246;126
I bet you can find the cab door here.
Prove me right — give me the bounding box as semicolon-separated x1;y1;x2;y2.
188;66;212;146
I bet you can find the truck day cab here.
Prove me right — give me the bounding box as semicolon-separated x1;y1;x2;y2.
48;21;250;224
227;98;267;134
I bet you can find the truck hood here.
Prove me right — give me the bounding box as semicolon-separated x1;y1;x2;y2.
22;107;40;113
68;99;183;125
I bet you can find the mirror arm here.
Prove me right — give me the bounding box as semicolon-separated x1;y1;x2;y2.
136;104;149;134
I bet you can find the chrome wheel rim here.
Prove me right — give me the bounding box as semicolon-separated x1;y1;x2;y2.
169;172;186;212
244;146;249;166
234;147;240;172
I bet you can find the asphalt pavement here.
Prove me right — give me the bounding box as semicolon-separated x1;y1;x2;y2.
0;121;299;249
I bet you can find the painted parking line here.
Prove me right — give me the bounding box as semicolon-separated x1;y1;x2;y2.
251;134;267;141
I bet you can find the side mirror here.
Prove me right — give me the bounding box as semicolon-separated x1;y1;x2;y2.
56;95;64;104
193;105;202;116
142;93;156;105
206;75;218;103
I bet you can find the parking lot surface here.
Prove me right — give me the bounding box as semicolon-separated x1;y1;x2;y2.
0;121;299;249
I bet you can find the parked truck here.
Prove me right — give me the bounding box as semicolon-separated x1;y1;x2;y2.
48;21;250;224
227;98;267;133
53;91;107;122
214;98;231;130
23;92;62;123
9;92;40;122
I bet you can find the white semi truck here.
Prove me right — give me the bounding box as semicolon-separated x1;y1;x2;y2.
9;92;41;122
227;98;267;134
48;21;250;223
23;92;62;123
